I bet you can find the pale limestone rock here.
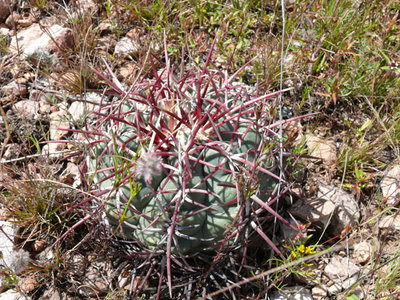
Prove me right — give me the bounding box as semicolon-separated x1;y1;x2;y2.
42;143;66;161
324;256;360;295
49;110;70;140
1;80;28;97
270;286;313;300
59;162;81;188
353;241;372;264
289;197;336;227
9;23;43;53
79;265;109;297
9;23;74;61
380;164;400;206
68;101;96;120
12;99;39;119
0;289;26;300
0;221;19;271
306;134;337;164
378;214;400;233
115;37;140;56
312;286;327;299
318;180;360;235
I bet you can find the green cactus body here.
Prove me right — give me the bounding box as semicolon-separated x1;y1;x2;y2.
92;116;278;253
87;72;283;256
104;173;165;228
136;164;207;250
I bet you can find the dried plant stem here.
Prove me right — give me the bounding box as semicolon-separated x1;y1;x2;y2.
0;103;10;159
0;150;79;164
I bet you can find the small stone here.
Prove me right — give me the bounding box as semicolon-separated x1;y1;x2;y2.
29;89;47;102
96;35;116;55
9;23;74;62
306;134;337;164
12;99;39;119
118;276;130;289
380;164;400;206
44;25;74;56
96;21;113;34
317;180;360;235
42;143;67;160
0;95;15;103
19;276;39;293
32;240;46;252
378;214;400;233
327;282;342;294
68;101;96;120
9;23;43;53
119;63;137;82
289;197;335;227
1;80;28;97
2;143;19;160
351;287;367;300
353;241;371;264
66;252;88;277
59;162;81;188
37;246;55;264
0;27;10;36
324;256;360;294
115;37;140;57
16;12;37;28
312;286;327;299
325;256;360;280
30;90;52;114
49;110;70;140
328;275;358;295
41;287;61;300
79;266;109;297
0;289;26;300
269;286;313;300
75;0;100;16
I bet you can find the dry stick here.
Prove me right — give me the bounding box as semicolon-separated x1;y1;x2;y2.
197;244;341;300
0;103;11;159
0;56;12;159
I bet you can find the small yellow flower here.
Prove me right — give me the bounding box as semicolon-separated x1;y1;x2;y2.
291;251;297;259
298;244;305;254
305;246;315;255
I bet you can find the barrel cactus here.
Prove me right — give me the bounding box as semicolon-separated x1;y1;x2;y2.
77;42;302;297
86;73;286;253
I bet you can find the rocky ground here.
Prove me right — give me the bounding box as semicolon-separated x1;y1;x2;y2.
1;0;400;299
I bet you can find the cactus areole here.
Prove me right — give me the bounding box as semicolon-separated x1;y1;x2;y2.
87;54;289;256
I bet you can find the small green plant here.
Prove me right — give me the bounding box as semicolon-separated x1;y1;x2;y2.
343;164;374;201
374;251;400;298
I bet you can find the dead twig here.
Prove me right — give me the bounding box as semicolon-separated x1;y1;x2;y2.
0;103;11;159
